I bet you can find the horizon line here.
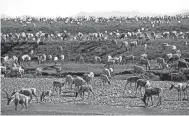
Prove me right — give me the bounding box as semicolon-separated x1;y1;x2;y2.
1;9;189;18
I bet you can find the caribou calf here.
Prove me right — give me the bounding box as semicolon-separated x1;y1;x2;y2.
52;81;64;95
40;90;52;103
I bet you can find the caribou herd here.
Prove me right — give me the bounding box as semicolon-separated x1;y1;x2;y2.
1;14;189;111
1;14;189;43
2;41;189;110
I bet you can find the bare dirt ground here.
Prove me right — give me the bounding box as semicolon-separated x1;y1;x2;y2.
1;63;189;115
1;77;189;115
1;100;189;115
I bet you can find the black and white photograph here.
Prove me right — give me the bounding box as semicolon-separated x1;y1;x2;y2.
1;0;189;115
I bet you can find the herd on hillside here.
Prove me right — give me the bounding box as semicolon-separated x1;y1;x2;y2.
1;40;189;111
1;15;189;111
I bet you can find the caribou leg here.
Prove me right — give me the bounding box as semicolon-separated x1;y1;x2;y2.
157;95;161;106
139;87;143;97
22;103;25;108
180;91;182;101
130;82;132;88
186;90;188;100
124;81;129;90
151;96;153;106
59;87;61;95
146;97;149;106
88;91;90;99
15;101;19;110
29;95;33;103
135;85;138;96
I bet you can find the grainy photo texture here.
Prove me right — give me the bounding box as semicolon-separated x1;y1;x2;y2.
1;0;189;115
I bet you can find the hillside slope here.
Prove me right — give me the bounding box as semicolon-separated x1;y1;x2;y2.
1;39;189;62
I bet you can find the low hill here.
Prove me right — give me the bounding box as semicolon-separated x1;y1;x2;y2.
75;11;164;17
